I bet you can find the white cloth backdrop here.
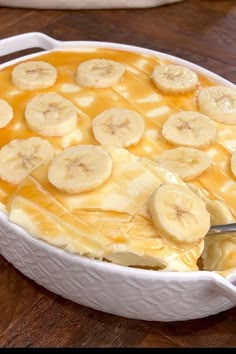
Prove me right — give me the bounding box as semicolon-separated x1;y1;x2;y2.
0;0;183;10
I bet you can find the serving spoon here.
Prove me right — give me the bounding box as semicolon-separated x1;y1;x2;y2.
208;223;236;235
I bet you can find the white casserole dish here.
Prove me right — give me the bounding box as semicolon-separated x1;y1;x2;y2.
0;32;235;322
0;0;183;10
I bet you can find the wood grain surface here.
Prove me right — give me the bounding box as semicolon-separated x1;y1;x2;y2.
0;0;236;348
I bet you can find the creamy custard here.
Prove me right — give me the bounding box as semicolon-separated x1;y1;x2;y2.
0;48;235;273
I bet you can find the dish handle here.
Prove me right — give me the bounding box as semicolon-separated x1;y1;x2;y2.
213;274;236;304
0;32;59;56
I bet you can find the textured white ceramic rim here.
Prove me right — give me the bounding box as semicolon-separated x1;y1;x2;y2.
0;32;236;321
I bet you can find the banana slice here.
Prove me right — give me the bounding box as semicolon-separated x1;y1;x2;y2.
0;137;54;184
0;98;14;128
76;59;125;88
205;199;235;226
156;147;211;181
161;111;217;148
148;183;210;244
92;108;145;147
187;182;209;201
25;93;78;137
186;183;234;226
198;85;236;124
12;61;57;91
48;145;113;194
152;64;198;94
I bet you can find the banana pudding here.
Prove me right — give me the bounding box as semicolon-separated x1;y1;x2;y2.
0;47;235;274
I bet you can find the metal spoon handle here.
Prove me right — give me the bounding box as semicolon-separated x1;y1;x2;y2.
208;222;236;235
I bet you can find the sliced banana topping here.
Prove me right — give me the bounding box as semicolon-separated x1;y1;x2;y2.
187;182;209;201
0;98;14;128
205;199;235;226
148;183;210;244
25;93;78;137
156;147;211;181
187;182;235;225
76;59;125;88
0;137;54;184
12;61;57;91
152;64;198;94
92;108;145;147
198;85;236;124
161;111;217;148
48;145;113;194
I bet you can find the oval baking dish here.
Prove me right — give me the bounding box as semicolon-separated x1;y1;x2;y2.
0;32;235;322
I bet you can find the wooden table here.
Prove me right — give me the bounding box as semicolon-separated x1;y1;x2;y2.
0;0;235;348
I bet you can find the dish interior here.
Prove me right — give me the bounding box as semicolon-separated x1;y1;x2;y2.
0;46;236;276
